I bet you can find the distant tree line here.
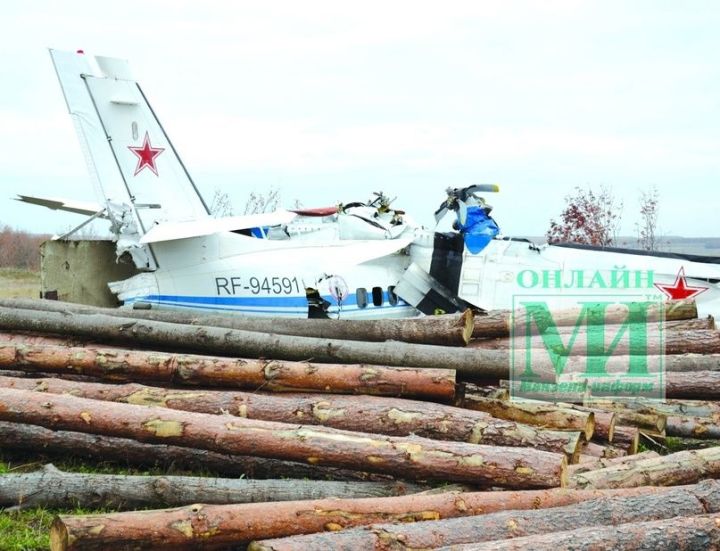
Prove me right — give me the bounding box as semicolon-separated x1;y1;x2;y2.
547;185;660;250
0;226;49;271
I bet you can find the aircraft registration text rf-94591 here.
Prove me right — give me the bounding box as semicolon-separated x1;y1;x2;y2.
215;276;302;296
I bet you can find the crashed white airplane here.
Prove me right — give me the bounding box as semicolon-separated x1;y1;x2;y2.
18;49;720;320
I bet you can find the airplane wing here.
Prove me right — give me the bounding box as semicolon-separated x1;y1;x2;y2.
139;210;298;244
15;195;107;217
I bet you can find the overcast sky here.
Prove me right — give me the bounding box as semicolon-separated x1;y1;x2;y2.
1;1;719;238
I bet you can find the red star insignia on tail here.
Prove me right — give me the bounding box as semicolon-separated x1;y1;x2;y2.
128;132;165;176
654;267;708;301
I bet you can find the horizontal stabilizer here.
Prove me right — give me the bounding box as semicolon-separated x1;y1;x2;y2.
15;195;106;217
140;210;298;244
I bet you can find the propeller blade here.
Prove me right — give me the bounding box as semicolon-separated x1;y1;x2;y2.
469;184;500;193
434;204;449;223
458;201;468;226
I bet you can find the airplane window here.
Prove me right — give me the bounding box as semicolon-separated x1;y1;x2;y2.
356;288;368;308
388;286;398;305
372;286;384;306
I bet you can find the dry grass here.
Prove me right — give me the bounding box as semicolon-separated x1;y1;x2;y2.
0;268;39;299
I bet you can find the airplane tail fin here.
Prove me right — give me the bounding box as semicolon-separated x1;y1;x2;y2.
49;49;211;268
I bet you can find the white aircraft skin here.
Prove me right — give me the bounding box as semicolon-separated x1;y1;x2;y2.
20;50;720;321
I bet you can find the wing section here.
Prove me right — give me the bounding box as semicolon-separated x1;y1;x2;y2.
140;210;298;244
15;195;106;217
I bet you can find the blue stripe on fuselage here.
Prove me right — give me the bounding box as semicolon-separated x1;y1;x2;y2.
124;293;408;314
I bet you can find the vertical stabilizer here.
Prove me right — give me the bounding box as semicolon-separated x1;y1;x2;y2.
50;49;211;269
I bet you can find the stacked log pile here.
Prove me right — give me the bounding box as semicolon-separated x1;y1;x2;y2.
1;298;720;549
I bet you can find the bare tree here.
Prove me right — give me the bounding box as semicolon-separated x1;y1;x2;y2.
242;187;281;215
547;185;622;247
209;189;234;218
636;186;659;251
208;187;282;218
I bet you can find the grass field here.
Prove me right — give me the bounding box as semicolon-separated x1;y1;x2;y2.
0;453;177;551
0;269;39;300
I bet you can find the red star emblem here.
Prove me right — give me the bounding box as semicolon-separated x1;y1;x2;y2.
654;267;708;301
128;132;165;176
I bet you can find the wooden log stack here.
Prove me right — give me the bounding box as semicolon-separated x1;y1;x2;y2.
1;298;720;550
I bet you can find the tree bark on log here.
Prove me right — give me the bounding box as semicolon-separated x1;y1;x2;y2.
570;446;720;489
471;329;720;355
248;480;720;551
589;396;720;419
0;463;426;510
0;299;475;347
583;401;666;434
456;395;594;440
0;388;567;487
664;353;720;372
552;352;720;374
47;485;668;551
608;425;640;454
581;441;627;459
456;383;509;402
0;421;392;482
499;381;589;404
0;307;522;382
566;406;615;442
568;450;660;476
0;342;455;400
473;320;715;353
442;513;720;551
666;371;720;399
667;416;720;439
666;316;715;331
0;376;582;460
560;371;720;400
471;300;698;339
511;351;720;378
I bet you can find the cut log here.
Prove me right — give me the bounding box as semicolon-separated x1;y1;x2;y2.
609;425;640;454
664;353;720;372
570;446;720;489
0;342;455;400
0;421;390;481
0;463;425;510
588;396;720;419
441;513;720;551
581;441;627;459
556;352;720;374
247;480;720;551
499;380;589;404
667;416;720;439
514;351;720;379
665;437;720;450
584;401;666;434
568;450;660;475
666;371;720;399
667;316;715;331
560;371;720;400
457;395;594;440
471;329;720;355
0;307;523;381
0;376;582;459
0;388;567;487
566;406;615;442
0;299;476;347
471;300;698;339
47;485;670;551
456;382;509;402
